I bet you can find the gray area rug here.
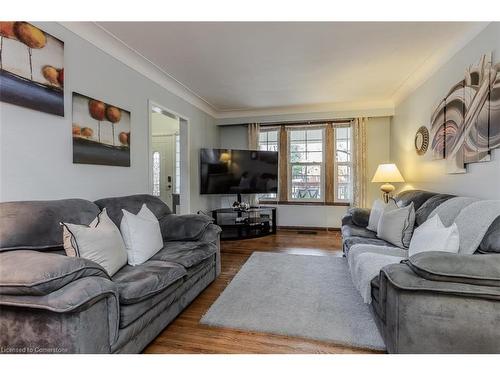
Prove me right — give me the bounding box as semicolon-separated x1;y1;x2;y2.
200;252;385;351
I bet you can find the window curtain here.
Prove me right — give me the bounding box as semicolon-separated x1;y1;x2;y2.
247;123;260;150
352;117;368;208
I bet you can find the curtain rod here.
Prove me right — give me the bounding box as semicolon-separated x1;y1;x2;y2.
218;118;354;127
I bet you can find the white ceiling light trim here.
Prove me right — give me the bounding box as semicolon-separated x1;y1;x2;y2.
60;22;218;117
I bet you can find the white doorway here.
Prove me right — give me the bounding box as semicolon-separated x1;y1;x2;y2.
149;101;190;214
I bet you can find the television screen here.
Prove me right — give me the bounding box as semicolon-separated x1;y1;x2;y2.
200;148;278;195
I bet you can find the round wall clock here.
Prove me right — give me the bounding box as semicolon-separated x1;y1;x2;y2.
414;126;429;156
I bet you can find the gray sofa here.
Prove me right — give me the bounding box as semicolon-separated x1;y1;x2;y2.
0;194;221;354
342;190;500;353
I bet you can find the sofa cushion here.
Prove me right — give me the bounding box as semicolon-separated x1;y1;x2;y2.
394;190;436;211
0;250;109;295
111;260;186;304
151;241;217;269
343;236;397;257
119;278;183;328
415;194;455;226
94;194;171;228
120;204;164;266
367;199;397;232
159;214;214;241
348;208;371;228
407;251;500;287
479;216;500;254
341;224;377;239
377;202;415;248
0;199;100;252
62;208;128;277
118;255;215;328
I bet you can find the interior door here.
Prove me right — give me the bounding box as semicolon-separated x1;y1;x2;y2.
152;135;175;209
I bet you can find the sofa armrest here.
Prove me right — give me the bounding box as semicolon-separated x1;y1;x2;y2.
159;214;214;241
197;223;222;276
0;250;109;295
405;252;500;287
0;276;120;353
342;207;371;227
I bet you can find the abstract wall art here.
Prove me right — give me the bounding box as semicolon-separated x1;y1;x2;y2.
0;22;64;116
430;53;500;174
72;92;131;167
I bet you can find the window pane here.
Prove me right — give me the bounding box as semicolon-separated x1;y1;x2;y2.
336;127;348;139
288;128;324;201
268;143;278;151
290;130;306;141
267;131;277;142
333;125;353;201
152;152;160;197
307;151;323;162
307;140;323;152
307;129;323;140
290;141;306;152
259;130;279;152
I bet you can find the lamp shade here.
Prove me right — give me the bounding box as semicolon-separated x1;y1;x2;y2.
371;163;405;183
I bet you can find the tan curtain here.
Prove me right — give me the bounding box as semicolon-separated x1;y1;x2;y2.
247;123;260;150
352;117;368;208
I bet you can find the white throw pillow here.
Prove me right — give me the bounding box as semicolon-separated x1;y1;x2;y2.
377;202;415;248
367;199;398;232
120;204;164;266
62;208;128;276
409;214;460;257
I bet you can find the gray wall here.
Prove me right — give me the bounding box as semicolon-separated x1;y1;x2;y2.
0;22;219;212
391;22;500;199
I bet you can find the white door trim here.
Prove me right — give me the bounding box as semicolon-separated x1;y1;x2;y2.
148;100;191;214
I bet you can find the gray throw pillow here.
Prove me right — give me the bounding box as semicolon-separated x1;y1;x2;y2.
377;202;415;248
367;199;397;232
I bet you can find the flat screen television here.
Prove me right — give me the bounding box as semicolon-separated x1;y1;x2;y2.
200;148;278;195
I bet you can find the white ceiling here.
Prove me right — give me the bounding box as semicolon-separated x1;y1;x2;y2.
95;22;487;116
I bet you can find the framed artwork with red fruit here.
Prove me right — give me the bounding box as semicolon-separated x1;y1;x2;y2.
72;92;131;167
0;22;64;116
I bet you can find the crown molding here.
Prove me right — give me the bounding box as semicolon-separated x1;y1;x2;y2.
392;22;490;107
215;100;395;121
60;22;486;120
59;22;219;118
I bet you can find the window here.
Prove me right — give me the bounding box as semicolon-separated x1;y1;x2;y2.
258;129;279;151
258;129;279;200
152;151;161;197
288;128;324;201
334;125;352;202
174;133;180;195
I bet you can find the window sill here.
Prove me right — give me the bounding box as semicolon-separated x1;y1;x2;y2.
259;200;350;207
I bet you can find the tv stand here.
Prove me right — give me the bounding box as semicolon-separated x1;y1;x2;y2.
211;206;277;241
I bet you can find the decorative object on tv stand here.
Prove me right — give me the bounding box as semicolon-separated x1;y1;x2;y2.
232;201;250;211
72;92;131;167
430;53;500;174
414;126;429;156
371;163;405;203
0;22;64;116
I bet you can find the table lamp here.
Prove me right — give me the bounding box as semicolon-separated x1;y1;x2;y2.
371;163;405;203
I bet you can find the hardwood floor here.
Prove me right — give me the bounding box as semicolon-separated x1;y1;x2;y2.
143;229;380;354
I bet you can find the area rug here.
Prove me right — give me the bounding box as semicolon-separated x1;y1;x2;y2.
200;252;385;351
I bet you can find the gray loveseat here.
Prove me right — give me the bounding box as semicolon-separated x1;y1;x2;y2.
342;190;500;353
0;194;221;354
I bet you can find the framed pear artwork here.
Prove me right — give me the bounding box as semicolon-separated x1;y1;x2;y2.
72;92;131;167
